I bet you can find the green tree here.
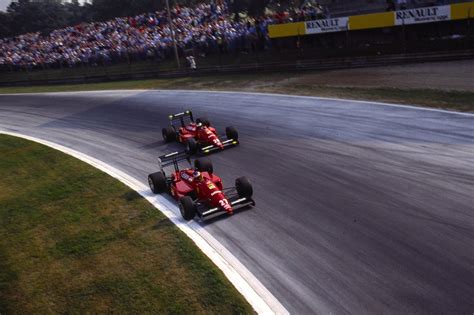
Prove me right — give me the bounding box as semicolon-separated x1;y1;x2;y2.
90;0;165;20
0;12;12;37
7;0;68;35
64;0;93;25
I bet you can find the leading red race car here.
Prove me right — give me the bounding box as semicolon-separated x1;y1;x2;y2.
148;151;255;221
161;110;239;155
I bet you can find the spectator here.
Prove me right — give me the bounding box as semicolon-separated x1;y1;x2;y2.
0;2;268;70
186;55;197;70
397;0;408;10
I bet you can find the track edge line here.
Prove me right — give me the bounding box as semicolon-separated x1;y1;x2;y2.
2;88;473;116
0;129;289;315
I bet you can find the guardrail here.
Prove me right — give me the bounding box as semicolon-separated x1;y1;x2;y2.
1;49;473;87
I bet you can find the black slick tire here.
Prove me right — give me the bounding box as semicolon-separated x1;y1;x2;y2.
162;126;176;143
148;172;167;194
236;176;253;198
179;196;196;220
225;126;238;140
185;138;198;154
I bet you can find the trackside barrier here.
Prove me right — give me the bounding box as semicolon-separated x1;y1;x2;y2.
268;1;474;38
1;49;472;87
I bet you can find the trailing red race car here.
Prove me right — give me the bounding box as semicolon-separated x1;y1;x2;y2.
161;110;239;155
148;151;255;221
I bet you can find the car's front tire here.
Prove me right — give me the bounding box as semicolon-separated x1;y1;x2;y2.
225;126;238;140
236;176;253;198
148;172;167;194
185;138;198;154
179;196;196;220
162;126;176;143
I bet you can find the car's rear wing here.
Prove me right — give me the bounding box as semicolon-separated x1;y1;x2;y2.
157;150;190;171
168;110;194;127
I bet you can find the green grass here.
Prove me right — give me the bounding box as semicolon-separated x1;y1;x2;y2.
271;85;474;112
0;72;472;112
0;134;253;314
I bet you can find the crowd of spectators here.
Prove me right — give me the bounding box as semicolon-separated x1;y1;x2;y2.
0;2;273;70
0;0;453;70
388;0;453;12
270;2;330;24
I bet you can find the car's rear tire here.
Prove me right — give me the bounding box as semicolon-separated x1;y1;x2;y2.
185;138;198;154
148;172;167;194
225;126;239;140
194;157;213;174
236;176;253;198
196;117;210;127
179;196;196;220
162;126;176;142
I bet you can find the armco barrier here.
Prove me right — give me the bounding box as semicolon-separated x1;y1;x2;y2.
1;49;473;87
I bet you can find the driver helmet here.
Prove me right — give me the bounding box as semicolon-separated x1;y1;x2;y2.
196;121;203;128
193;170;203;181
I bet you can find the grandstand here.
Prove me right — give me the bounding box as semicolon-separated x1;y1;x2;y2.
0;2;269;70
0;0;472;78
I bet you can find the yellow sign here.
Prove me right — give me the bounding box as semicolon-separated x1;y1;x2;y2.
349;11;393;31
268;22;305;38
451;2;474;20
268;2;474;38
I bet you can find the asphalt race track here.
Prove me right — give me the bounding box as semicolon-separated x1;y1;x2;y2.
1;90;473;314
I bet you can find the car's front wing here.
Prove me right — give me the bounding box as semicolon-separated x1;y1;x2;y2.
199;139;239;155
197;196;255;221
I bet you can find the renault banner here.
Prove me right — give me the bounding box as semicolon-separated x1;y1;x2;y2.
395;5;451;25
305;17;349;34
268;2;473;38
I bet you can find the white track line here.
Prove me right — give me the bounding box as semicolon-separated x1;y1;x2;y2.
0;130;289;315
165;89;474;117
2;89;473;116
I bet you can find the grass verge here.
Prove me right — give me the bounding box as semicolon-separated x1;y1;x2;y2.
0;134;252;314
0;72;472;112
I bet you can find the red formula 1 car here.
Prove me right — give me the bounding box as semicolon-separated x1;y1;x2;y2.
148;151;255;221
161;110;239;155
